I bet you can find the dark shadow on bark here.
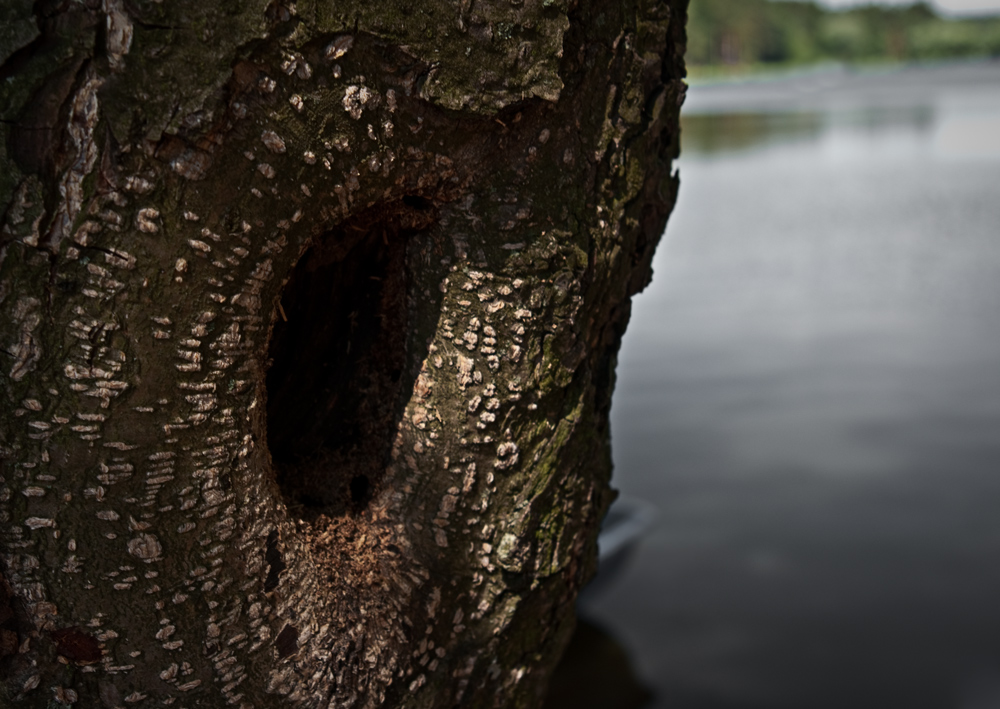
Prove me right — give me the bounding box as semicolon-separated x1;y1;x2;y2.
265;198;439;520
0;562;34;689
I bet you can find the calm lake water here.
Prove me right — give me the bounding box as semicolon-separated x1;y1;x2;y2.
589;61;1000;709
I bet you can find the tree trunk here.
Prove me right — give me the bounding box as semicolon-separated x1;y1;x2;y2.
0;0;685;706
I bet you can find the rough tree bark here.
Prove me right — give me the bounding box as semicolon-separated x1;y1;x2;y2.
0;0;685;706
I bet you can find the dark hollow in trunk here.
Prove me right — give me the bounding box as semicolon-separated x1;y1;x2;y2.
266;200;439;518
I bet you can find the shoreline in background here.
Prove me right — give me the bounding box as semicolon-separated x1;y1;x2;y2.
687;0;1000;80
687;55;1000;86
680;57;1000;121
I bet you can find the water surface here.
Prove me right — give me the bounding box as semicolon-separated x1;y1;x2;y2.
591;61;1000;709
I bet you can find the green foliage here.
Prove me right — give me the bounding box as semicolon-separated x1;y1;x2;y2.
688;0;1000;71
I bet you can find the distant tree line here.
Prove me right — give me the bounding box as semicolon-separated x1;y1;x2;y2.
688;0;1000;70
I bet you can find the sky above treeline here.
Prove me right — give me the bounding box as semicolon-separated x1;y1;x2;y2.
808;0;1000;15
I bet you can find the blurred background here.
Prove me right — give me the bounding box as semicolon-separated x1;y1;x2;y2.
553;1;1000;708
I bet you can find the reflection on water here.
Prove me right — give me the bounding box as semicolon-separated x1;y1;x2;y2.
681;112;826;155
546;618;653;709
590;61;1000;709
681;105;941;156
682;62;1000;160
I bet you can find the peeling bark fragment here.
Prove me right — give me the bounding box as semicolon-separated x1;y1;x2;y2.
103;0;133;72
6;297;41;381
343;85;374;120
46;72;104;251
126;534;162;561
261;130;287;153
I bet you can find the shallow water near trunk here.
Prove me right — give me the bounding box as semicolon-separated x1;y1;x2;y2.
591;60;1000;709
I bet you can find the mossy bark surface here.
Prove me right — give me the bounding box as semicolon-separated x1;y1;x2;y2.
0;0;686;706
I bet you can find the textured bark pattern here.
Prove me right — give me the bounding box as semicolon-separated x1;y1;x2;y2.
0;1;685;707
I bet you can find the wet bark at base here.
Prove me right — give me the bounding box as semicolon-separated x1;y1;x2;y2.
0;0;685;706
